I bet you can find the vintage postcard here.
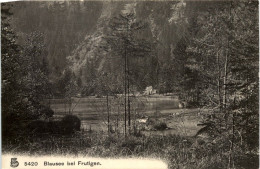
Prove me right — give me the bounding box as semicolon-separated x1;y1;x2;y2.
1;1;259;169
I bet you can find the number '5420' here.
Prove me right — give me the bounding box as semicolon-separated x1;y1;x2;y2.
24;162;38;166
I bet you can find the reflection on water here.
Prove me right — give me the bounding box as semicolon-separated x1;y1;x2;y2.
49;96;180;113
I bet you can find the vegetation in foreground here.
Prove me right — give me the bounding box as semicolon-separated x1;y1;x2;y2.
3;131;258;169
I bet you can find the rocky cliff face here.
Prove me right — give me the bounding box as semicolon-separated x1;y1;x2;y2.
66;1;190;83
11;1;103;78
67;1;118;76
10;1;197;83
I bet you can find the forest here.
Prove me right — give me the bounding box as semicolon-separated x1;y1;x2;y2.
1;1;259;169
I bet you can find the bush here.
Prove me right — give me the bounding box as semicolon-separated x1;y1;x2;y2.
60;115;81;134
3;104;55;140
26;115;81;135
38;105;54;118
153;122;167;131
27;120;61;134
27;120;49;134
3;112;29;142
121;136;142;151
47;121;62;134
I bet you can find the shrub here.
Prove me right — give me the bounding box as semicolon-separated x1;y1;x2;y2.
27;120;61;134
103;136;118;148
27;120;49;134
38;105;54;118
153;122;167;131
2;112;25;141
60;115;81;134
121;136;142;152
26;115;81;135
47;121;62;134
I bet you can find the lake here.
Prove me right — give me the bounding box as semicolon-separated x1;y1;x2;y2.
48;95;203;136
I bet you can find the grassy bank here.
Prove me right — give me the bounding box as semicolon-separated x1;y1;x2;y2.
3;132;258;169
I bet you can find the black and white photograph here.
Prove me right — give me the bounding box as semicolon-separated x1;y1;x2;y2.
1;1;259;169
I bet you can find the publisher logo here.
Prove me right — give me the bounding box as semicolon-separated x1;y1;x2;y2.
10;158;19;168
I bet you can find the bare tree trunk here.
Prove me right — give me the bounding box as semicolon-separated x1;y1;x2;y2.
124;17;130;138
228;97;236;169
107;94;110;134
228;4;234;168
224;1;233;113
127;56;131;134
69;97;72;114
48;98;51;108
64;99;67;114
116;106;119;134
124;36;127;138
223;53;228;111
217;50;222;110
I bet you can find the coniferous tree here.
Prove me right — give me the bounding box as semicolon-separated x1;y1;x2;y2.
104;11;153;136
184;1;258;153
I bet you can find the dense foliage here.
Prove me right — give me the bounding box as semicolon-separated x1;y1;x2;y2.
184;1;259;150
2;4;53;142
